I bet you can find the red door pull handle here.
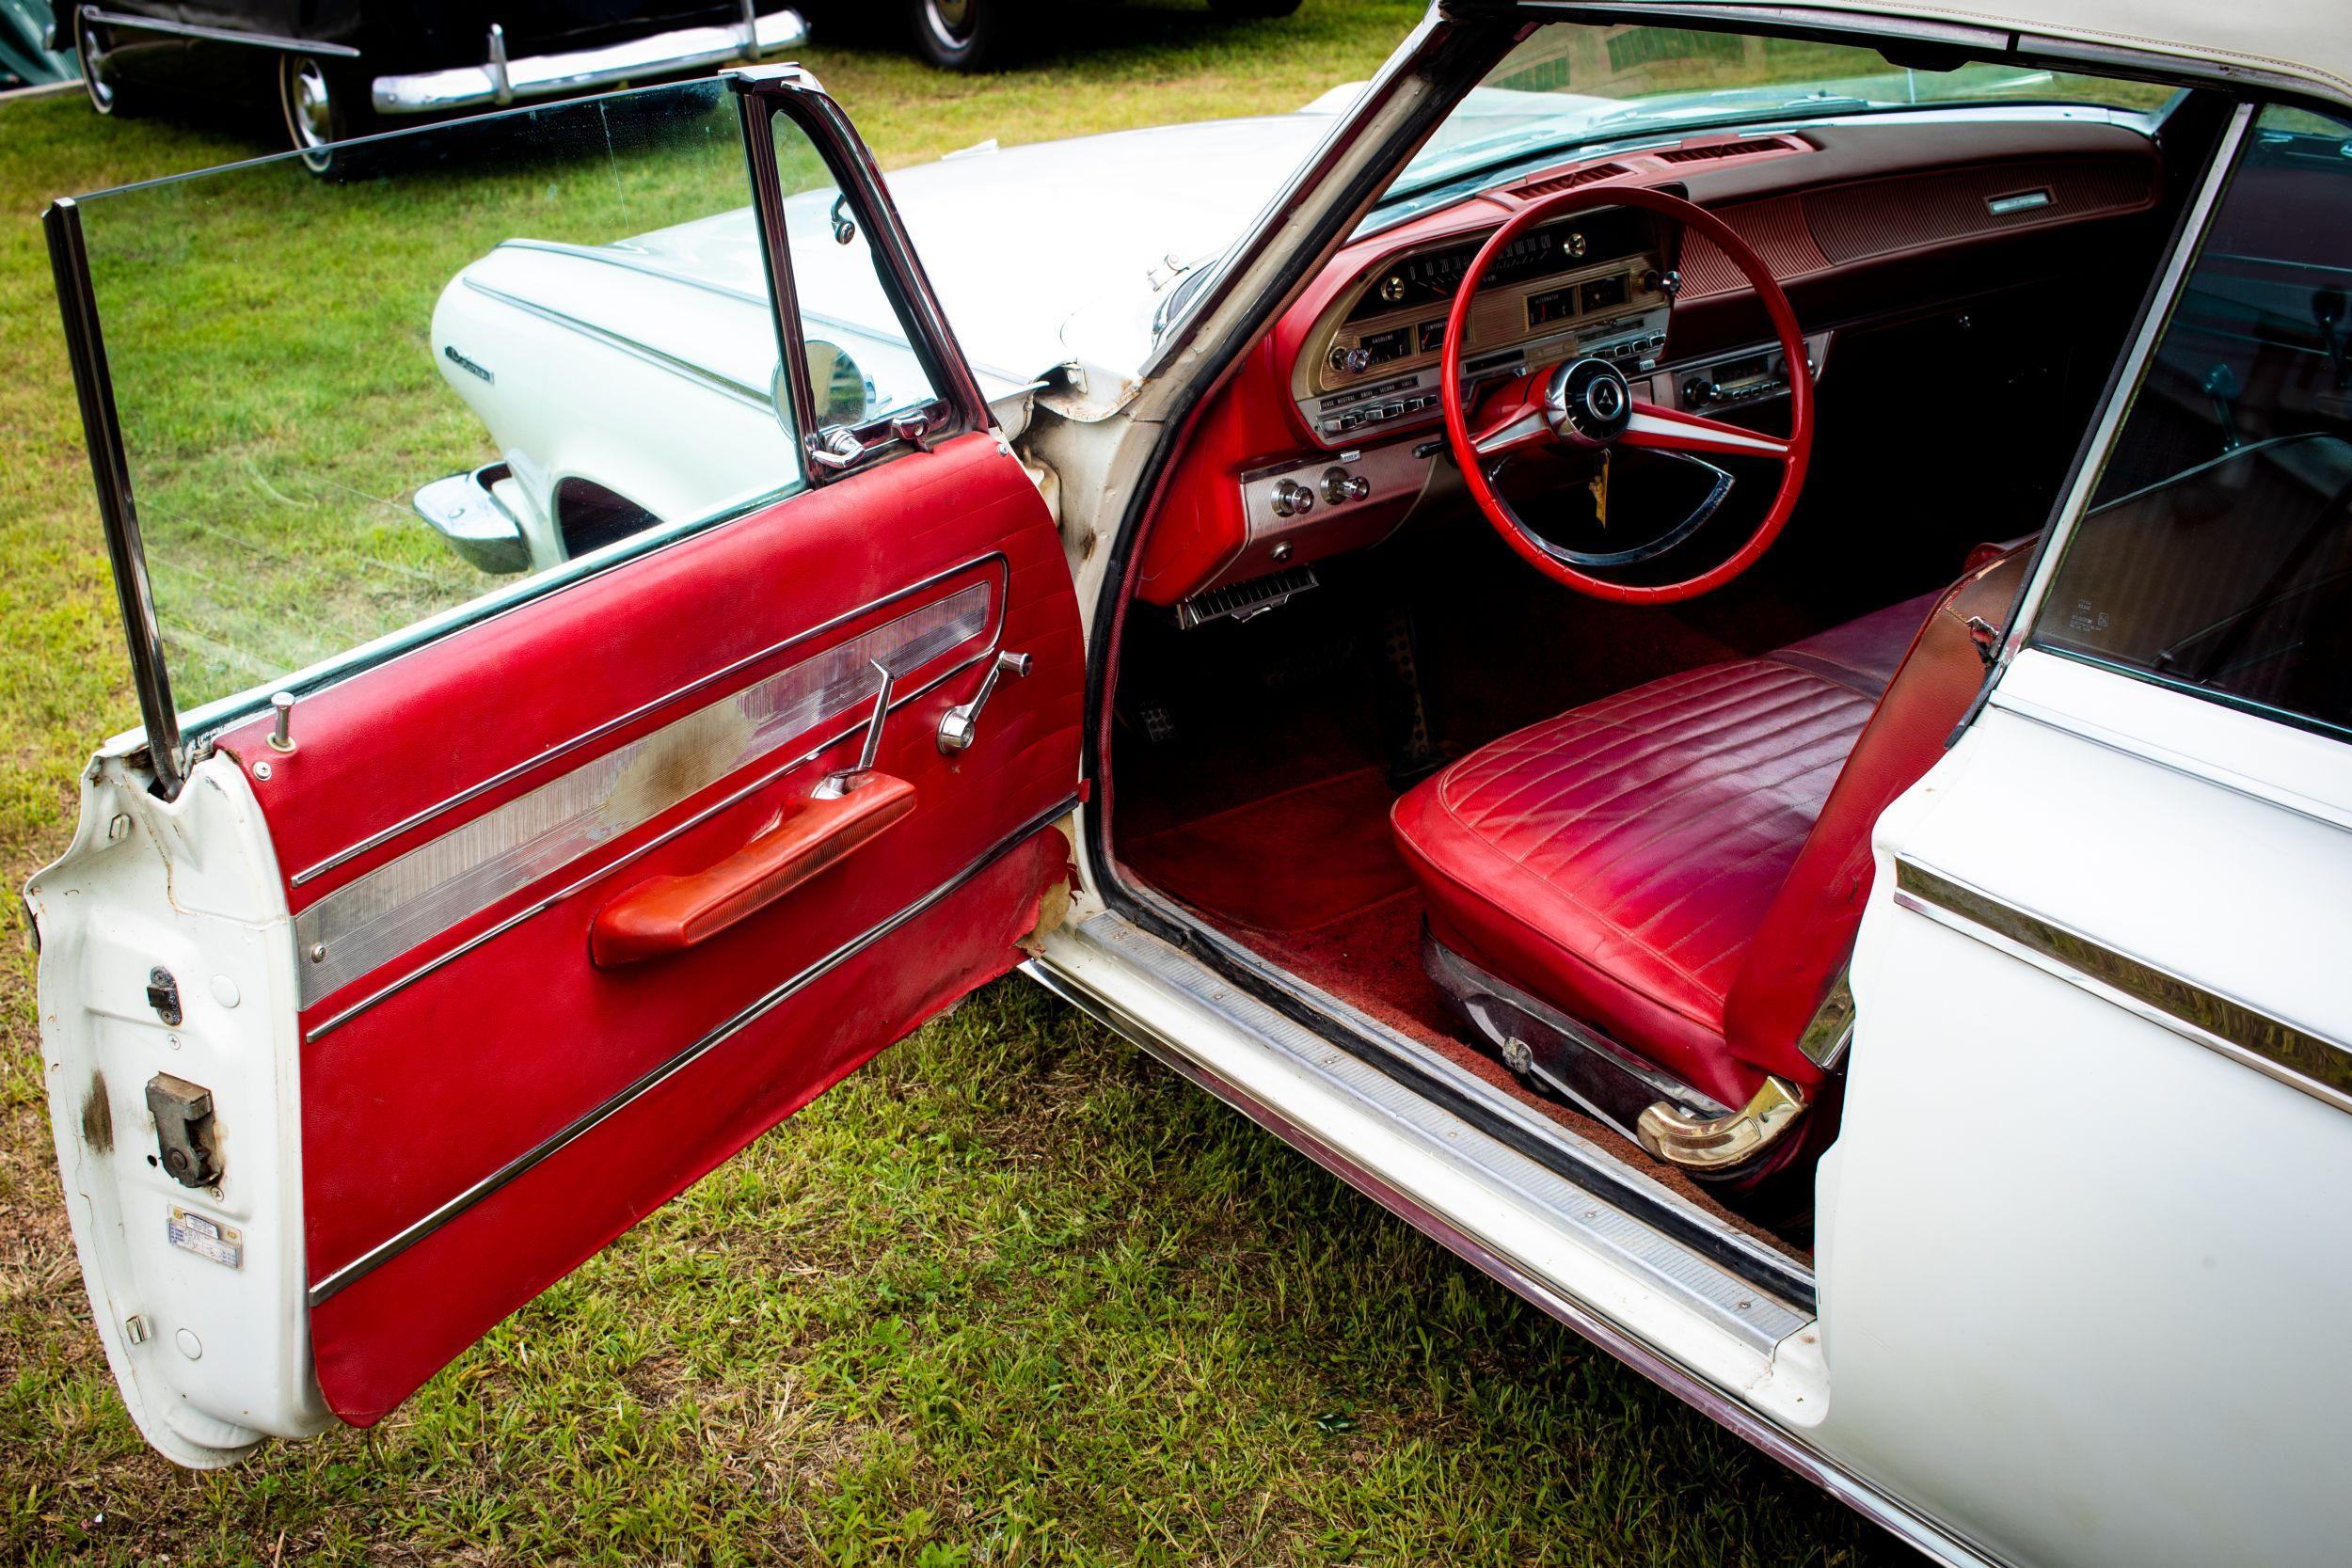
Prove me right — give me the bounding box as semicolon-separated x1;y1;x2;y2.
590;773;916;967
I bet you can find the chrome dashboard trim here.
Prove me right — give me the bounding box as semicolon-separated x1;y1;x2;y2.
1231;436;1436;559
309;792;1081;1307
290;551;1009;888
1893;856;2352;1116
295;581;993;1008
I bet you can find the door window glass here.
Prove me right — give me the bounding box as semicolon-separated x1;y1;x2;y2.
2033;106;2352;738
770;117;945;439
69;79;793;721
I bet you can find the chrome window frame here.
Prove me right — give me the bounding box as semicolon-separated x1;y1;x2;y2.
2005;104;2352;745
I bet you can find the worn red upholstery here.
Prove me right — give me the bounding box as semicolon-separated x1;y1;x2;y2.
1392;550;2026;1110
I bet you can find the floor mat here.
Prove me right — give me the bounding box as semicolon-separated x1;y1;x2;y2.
1120;768;1410;933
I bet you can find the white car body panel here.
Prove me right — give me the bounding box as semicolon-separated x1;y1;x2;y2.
1811;650;2352;1565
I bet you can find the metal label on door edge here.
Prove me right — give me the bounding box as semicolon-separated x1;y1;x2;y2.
167;1206;243;1270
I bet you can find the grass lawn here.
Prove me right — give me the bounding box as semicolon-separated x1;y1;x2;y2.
1;4;1912;1562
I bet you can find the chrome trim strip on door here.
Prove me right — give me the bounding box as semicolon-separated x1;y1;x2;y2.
296;581;993;1011
291;552;1008;887
1893;857;2352;1115
307;795;1081;1307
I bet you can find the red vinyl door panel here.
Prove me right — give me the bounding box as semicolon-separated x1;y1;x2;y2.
204;432;1082;1421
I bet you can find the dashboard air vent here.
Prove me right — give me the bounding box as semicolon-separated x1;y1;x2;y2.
1655;136;1804;165
1514;161;1632;198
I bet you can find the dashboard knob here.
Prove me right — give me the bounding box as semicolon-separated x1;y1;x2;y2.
1329;345;1372;375
1682;377;1720;407
1321;467;1371;505
1270;478;1315;519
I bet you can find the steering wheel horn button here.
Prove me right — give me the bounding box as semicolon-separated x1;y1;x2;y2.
1547;357;1636;447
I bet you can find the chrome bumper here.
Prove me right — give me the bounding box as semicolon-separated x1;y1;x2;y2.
372;7;807;117
414;462;531;574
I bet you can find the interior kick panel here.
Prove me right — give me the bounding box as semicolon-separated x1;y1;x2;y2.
210;432;1085;1422
1135;118;2158;612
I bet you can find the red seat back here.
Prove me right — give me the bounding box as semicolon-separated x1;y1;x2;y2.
1724;545;2033;1081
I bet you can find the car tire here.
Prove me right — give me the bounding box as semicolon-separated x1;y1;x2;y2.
279;54;375;175
906;0;1023;72
1206;0;1301;17
74;13;144;119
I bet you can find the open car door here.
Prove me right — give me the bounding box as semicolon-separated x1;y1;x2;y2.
32;70;1083;1465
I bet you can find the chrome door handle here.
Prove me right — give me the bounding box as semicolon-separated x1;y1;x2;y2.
937;650;1031;753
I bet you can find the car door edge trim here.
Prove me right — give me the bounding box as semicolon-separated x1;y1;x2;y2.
1893;857;2352;1114
290;551;1009;889
307;794;1080;1307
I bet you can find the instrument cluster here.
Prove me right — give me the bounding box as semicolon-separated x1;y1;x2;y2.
1291;207;1673;446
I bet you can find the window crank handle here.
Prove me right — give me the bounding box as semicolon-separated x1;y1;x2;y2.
937;650;1032;754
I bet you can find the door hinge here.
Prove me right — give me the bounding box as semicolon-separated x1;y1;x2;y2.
145;1072;221;1189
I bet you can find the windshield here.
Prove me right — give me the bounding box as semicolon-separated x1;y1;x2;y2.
1386;24;2173;208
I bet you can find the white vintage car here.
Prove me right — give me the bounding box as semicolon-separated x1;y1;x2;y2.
30;5;2352;1565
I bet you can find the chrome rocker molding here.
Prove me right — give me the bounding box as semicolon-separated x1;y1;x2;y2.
1130;882;1815;1309
310;793;1079;1307
1037;914;1808;1355
1895;857;2352;1116
1025;912;2005;1568
373;7;808;117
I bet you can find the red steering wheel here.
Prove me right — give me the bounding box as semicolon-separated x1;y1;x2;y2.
1438;184;1814;604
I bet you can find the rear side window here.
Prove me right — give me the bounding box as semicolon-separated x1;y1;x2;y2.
2033;105;2352;739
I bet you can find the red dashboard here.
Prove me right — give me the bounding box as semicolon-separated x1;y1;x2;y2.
1133;118;2161;611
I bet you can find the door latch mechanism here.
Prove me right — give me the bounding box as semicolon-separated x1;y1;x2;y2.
145;1072;222;1189
144;966;182;1026
937;650;1032;753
